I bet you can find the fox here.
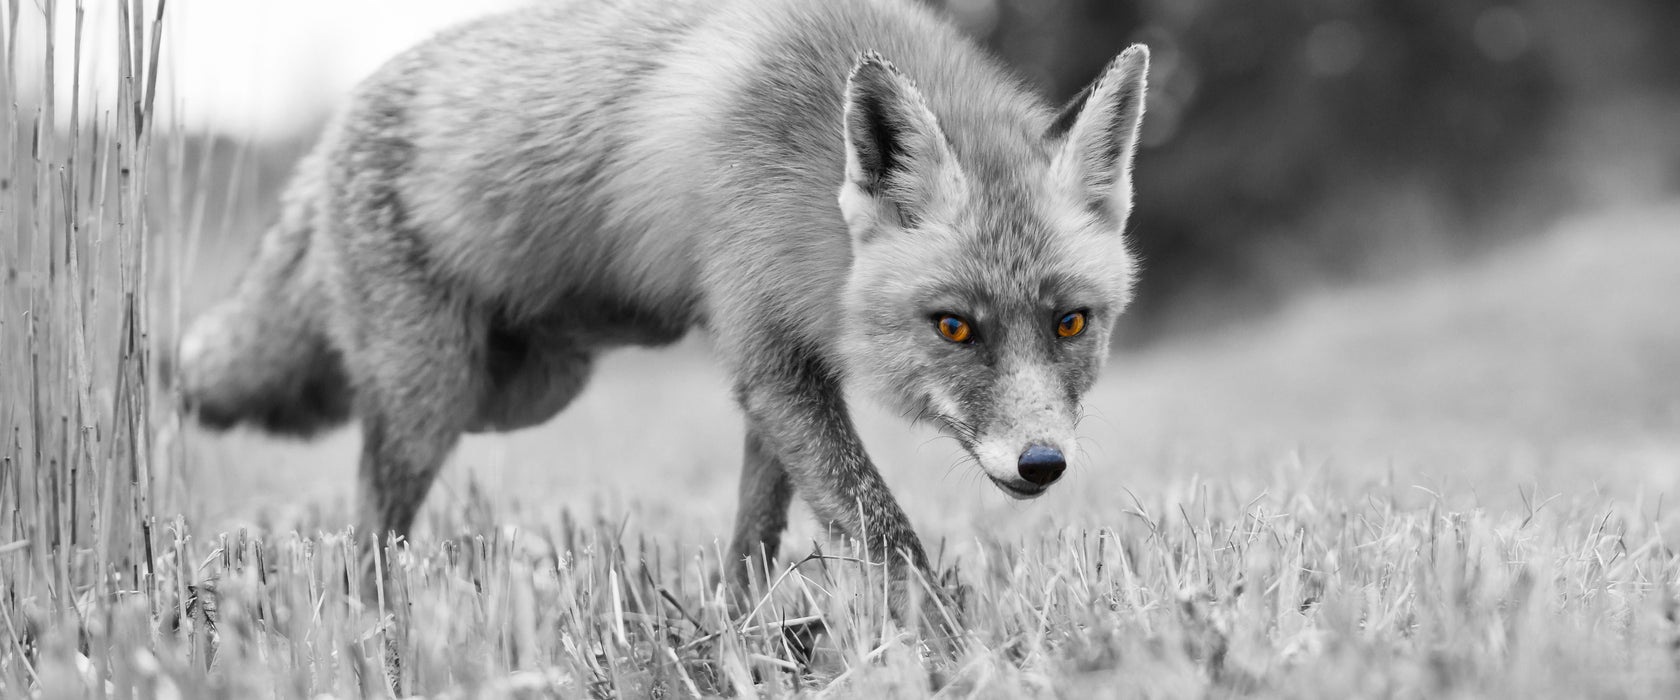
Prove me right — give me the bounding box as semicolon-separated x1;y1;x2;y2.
179;0;1148;618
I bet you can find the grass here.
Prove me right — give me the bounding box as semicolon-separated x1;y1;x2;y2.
11;474;1680;698
4;2;1679;697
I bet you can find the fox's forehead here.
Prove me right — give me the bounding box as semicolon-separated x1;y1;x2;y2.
918;177;1131;310
915;226;1126;314
953;155;1112;245
913;266;1111;316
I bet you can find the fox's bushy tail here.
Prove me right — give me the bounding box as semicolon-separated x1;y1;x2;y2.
179;200;351;437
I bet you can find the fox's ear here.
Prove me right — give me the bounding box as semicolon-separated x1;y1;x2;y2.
839;51;964;243
1049;44;1149;225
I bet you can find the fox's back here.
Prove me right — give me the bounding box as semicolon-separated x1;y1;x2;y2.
328;0;1049;338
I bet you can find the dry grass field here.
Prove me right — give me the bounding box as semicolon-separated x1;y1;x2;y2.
4;2;1679;697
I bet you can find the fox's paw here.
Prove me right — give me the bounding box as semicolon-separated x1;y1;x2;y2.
887;572;968;655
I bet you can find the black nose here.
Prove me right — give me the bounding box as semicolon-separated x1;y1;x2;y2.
1017;445;1066;486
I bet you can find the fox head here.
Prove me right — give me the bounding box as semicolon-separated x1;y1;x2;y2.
837;46;1149;499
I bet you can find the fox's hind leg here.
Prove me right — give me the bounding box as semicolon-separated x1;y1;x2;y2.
336;268;485;543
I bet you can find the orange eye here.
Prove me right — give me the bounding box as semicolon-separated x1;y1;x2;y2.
936;315;972;343
1057;311;1086;338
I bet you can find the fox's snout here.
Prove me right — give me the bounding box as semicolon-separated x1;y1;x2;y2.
972;427;1077;499
1017;445;1066;486
983;443;1068;499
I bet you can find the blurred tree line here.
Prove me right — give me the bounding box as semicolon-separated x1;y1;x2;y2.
934;0;1680;338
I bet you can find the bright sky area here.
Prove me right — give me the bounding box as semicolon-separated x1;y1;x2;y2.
13;0;526;140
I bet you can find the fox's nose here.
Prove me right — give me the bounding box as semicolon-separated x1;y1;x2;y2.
1017;445;1066;486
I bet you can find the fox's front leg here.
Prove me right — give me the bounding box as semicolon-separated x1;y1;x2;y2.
728;354;938;618
727;427;795;594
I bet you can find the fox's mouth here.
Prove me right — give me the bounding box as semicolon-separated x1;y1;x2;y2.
988;475;1048;500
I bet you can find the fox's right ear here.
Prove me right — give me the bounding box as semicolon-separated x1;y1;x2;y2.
839;52;965;244
1048;45;1149;227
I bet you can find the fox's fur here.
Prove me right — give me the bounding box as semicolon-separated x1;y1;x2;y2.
180;0;1148;612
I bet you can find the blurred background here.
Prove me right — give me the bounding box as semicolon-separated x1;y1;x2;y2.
9;0;1677;537
957;0;1680;337
20;0;1677;335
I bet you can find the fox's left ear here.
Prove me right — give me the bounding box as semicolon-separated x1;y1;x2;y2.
1048;44;1149;225
839;51;965;244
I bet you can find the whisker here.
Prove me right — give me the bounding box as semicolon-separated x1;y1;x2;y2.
901;405;932;431
932;413;980;444
1079;404;1116;432
942;455;967;482
1074;442;1095;471
1076;435;1109;461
